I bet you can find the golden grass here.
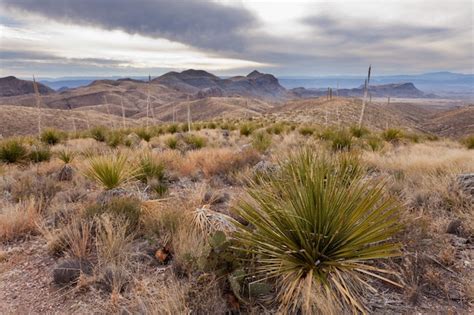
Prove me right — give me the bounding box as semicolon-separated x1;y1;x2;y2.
0;199;40;241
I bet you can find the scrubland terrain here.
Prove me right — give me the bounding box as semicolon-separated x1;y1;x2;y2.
0;119;473;314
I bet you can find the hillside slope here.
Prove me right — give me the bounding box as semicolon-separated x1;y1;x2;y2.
0;76;55;97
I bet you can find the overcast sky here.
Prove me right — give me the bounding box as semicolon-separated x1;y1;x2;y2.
0;0;472;78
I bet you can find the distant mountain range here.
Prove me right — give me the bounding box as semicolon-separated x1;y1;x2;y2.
0;76;55;97
32;71;472;99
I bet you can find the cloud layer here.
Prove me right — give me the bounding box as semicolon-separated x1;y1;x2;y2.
1;0;472;76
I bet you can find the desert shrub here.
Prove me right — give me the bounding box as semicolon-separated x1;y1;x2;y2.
267;123;285;135
167;124;179;134
405;133;421;143
382;128;403;142
318;127;336;140
239;123;255;136
90;126;107;142
367;136;383;151
84;154;137;190
85;197;141;229
461;135;474;149
138;152;166;183
136;128;152;142
331;130;353;151
252;131;272;152
298;126;315;136
40;128;62;145
28;145;52;163
57;149;75;164
233;149;401;313
0;139;27;163
165;136;179;149
106;130;124;148
207;122;217;129
350;125;370;138
184;134;206;150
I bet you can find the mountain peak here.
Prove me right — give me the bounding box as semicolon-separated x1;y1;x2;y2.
247;70;263;78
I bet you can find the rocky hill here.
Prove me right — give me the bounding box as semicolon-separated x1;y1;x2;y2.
154;69;288;100
0;76;55;97
291;82;428;98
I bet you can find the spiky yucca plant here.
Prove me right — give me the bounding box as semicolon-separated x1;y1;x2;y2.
57;149;75;164
233;149;401;313
84;154;137;190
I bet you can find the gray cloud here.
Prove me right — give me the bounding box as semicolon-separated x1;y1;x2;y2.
1;0;257;52
303;15;453;44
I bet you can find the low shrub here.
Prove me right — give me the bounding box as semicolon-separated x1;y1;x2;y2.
138;152;166;183
167;124;179;134
367;136;383;151
239;123;255;136
298;126;315;136
40;128;63;145
350;125;370;138
85;197;141;228
90;126;107;142
0;139;27;163
57;149;75;164
331;130;352;151
136;128;152;142
252;131;272;152
28;145;52;163
106;130;124;148
381;128;403;142
184;134;206;150
461;135;474;149
165;136;179;149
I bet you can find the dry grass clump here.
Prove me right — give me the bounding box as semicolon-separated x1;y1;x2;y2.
179;147;259;178
0;199;40;242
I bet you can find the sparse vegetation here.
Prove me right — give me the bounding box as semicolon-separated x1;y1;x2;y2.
0;119;472;314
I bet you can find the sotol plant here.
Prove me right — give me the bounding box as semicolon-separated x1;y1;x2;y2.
84;154;138;190
233;149;401;313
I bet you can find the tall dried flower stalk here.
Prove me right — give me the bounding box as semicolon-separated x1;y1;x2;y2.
358;65;371;128
32;75;42;138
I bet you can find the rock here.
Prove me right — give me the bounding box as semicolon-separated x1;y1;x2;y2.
124;133;141;148
53;259;92;286
203;191;230;205
253;160;278;174
99;265;129;293
57;164;74;181
96;188;133;206
457;173;474;196
446;219;464;236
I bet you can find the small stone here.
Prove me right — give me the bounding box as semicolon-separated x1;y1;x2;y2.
446;219;464;236
57;164;74;181
53;259;92;286
457;173;474;196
